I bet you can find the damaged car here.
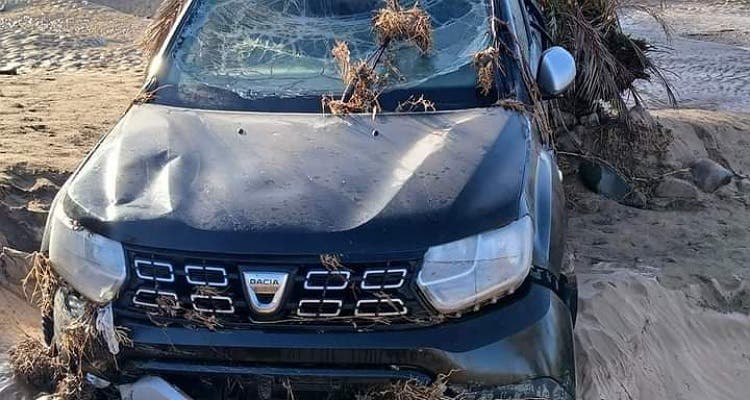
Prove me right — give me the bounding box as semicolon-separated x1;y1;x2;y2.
41;0;578;398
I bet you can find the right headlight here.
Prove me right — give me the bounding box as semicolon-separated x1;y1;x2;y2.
48;203;127;303
416;216;533;314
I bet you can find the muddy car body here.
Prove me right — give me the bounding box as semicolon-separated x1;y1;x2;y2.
42;0;578;398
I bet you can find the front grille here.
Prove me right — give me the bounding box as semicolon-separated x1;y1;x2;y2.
117;246;436;329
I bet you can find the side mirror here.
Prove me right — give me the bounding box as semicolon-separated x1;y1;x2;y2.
537;46;576;98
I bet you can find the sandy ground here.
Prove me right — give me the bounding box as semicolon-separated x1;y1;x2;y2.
0;1;749;399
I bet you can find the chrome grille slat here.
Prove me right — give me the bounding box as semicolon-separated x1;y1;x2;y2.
190;294;235;314
185;265;229;287
297;299;343;317
135;259;175;282
355;299;408;317
133;289;180;309
361;268;407;290
303;270;351;290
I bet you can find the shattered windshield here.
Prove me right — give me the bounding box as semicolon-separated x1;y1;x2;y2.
156;0;497;112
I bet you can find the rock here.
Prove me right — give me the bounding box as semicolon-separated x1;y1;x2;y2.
629;104;657;129
737;178;750;194
622;190;648;208
0;65;18;75
691;158;734;193
579;112;600;127
655;177;700;199
0;247;33;297
658;119;709;170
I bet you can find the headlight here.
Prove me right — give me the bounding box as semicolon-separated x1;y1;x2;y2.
48;204;127;303
416;216;533;314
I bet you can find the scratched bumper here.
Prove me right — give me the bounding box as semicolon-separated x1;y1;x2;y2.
110;282;575;398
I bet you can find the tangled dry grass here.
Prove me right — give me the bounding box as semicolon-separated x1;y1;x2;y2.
8;338;63;392
320;253;345;271
140;0;189;59
373;0;434;54
396;95;436;112
473;47;500;96
361;373;460;400
324;41;383;115
21;252;58;316
11;252;131;398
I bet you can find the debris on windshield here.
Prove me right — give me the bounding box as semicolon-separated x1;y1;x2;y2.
396;94;436;112
473;47;500;96
141;0;188;59
324;42;384;115
324;1;438;116
373;0;433;54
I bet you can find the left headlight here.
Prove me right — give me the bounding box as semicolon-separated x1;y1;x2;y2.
416;216;533;314
48;204;127;303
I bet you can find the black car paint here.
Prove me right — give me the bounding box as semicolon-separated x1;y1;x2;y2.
62;106;531;256
44;0;576;397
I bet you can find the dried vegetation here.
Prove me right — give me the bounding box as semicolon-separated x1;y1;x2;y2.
373;0;434;54
21;252;58;316
396;95;436;113
360;373;460;400
140;0;189;59
473;47;500;96
541;0;675;117
8;338;63;392
11;252;131;399
324;1;435;115
540;0;677;188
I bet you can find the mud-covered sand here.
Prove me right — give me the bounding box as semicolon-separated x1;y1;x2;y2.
1;1;749;399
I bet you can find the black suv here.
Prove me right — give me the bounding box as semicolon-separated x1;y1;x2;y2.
43;0;578;398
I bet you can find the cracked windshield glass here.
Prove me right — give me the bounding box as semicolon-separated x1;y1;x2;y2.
159;0;493;111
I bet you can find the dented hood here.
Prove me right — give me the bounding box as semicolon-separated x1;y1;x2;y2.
64;104;530;255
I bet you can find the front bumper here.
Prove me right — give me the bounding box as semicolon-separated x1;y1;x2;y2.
111;282;575;398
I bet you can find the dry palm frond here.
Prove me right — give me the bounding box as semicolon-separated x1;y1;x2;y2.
540;0;676;118
140;0;189;59
373;0;434;54
396;94;436;112
9;338;63;391
473;47;499;96
21;252;58;316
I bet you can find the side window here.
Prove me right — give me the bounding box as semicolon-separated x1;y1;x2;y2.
507;0;530;63
525;1;545;78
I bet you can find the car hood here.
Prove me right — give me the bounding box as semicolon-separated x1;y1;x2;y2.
64;104;531;256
